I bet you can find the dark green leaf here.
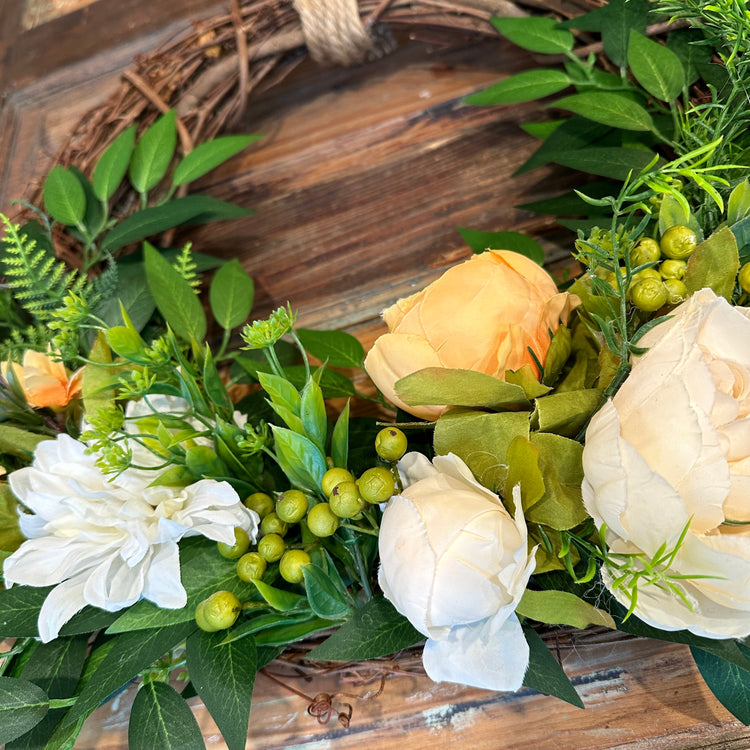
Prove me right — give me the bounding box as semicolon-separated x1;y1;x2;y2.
173;134;262;186
209;259;254;331
519;182;614;216
0;585;52;637
666;29;711;86
331;399;350;470
627;30;685;101
69;167;105;238
302;564;351;621
456;228;544;264
308;596;423;661
491;16;574;54
43;167;85;227
464;69;571;105
101;195;253;252
296;328;365;368
692;646;750;724
520;119;565;139
185;630;257;750
95;261;155;332
129;111;177;195
129;681;204;750
252;617;332;647
552;92;653;131
522;625;583;707
144;241;207;341
93;125;136;202
551;146;659;180
0;678;49;745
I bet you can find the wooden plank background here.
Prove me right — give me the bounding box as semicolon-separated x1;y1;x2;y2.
2;2;750;748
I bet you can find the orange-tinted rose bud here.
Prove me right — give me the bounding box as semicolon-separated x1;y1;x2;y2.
2;348;83;409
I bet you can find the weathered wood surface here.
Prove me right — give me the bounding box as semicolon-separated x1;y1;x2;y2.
2;2;750;749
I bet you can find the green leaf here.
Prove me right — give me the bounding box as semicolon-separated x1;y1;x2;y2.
308;596;423;661
252;617;332;647
666;28;711;86
209;259;254;331
552;92;653;132
517;589;615;629
728;179;750;225
300;378;327;454
0;585;51;637
258;371;301;415
95;261;155;332
659;193;701;235
92;125;137;202
0;678;49;745
202;347;233;411
331;399;350;470
302;564;352;621
520;119;565;139
491;16;574;54
0;425;49;462
522;625;583;708
101;195;253;252
129;111;177;195
685;226;739;301
691;646;750;724
69;166;105;238
185;631;257;750
533;389;602;438
0;484;25;554
144;241;207;342
296;328;365;368
173;134;262;186
252;579;307;612
42;167;86;227
128;681;204;750
271;426;328;491
456;228;545;264
464;69;571;105
550;146;659;181
396;368;530;411
627;30;685;102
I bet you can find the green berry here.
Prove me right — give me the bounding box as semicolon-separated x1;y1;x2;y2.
630;237;661;266
660;225;698;260
660;259;687;280
258;533;286;562
217;527;250;559
276;490;309;523
307;502;340;537
329;480;365;518
236;552;267;582
375;427;408;461
630;278;668;312
261;512;289;537
739;262;750;292
244;492;275;519
195;590;241;632
357;467;395;504
663;278;688;305
321;468;355;497
279;549;311;584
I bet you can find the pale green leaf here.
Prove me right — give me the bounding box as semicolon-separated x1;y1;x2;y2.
464;69;571;105
296;328;365;368
43;167;85;226
552;92;654;132
627;30;685;102
517;589;615;629
173;134;262;186
728;179;750;225
492;16;574;54
209;259;254;331
92;126;136;202
129;111;177;194
685;226;739;301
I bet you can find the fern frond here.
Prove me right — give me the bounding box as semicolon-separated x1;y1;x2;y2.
1;215;90;321
173;242;200;293
0;324;53;362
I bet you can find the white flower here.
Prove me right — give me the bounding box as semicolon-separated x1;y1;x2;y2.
582;288;750;639
3;433;259;642
378;452;536;691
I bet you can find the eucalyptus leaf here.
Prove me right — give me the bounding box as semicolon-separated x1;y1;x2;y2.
296;328;365;368
43;167;86;227
209;259;254;331
522;625;583;707
185;630;257;750
491;16;574;54
627;29;685;102
144;241;207;342
0;678;49;745
173;134;262;186
456;228;544;264
92;125;136;202
129;110;177;195
685;226;739;301
552;92;653;132
128;681;204;750
465;69;571;105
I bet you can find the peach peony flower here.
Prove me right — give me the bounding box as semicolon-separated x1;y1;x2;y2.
364;250;577;420
2;348;83;409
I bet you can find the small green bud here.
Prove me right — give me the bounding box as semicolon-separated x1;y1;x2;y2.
630;237;661;266
258;533;286;562
659;259;687;280
244;492;275;519
663;278;688;305
195;590;241;632
217;527;251;559
321;468;355;497
307;502;340;537
329;480;365;518
236;552;267;582
279;549;312;584
357;467;395;504
276;490;309;523
261;512;289;537
739;262;750;292
660;225;697;260
630;278;668;312
375;427;408;461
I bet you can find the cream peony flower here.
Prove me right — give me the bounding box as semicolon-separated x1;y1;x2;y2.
364;250;577;420
378;452;536;691
582;288;750;639
3;433;259;642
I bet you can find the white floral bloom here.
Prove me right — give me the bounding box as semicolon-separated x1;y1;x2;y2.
3;433;259;642
378;452;536;691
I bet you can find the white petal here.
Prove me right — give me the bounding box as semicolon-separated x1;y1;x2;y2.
141;542;186;609
37;575;89;643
